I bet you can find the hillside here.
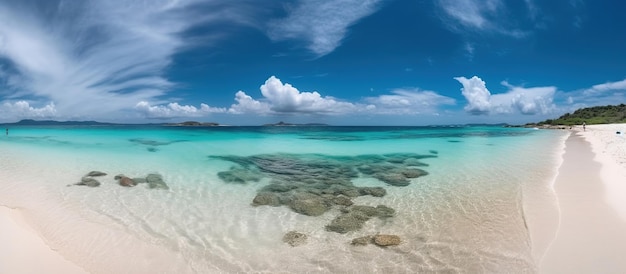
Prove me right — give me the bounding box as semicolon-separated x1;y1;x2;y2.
536;104;626;126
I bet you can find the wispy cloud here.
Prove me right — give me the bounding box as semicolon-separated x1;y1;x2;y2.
0;0;257;121
364;88;456;115
267;0;385;57
563;78;626;108
437;0;528;38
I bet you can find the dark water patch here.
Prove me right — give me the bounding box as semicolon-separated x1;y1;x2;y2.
447;140;462;143
147;147;158;152
210;153;434;233
429;150;438;154
129;138;188;146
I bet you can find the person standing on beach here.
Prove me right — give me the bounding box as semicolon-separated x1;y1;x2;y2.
582;122;586;132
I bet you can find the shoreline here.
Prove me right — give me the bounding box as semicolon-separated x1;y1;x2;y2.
2;125;623;272
539;125;626;273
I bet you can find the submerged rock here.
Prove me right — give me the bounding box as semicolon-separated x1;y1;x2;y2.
332;195;353;206
211;153;434;233
373;234;401;246
283;231;308;247
351;234;402;247
115;175;137;187
351;236;373;246
288;192;330;216
146;173;169;189
217;167;262;184
75;177;100;187
374;173;410;187
326;211;370;233
252;192;281;207
326;205;395;234
86;171;107;177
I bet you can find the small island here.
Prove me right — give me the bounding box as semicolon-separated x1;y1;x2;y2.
165;121;220;127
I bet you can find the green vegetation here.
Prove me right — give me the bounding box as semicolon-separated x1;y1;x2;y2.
535;104;626;126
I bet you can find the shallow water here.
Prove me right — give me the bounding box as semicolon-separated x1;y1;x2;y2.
0;126;567;273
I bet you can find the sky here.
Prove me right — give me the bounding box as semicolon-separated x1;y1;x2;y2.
0;0;625;125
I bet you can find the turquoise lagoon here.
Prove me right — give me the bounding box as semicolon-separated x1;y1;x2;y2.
0;126;567;273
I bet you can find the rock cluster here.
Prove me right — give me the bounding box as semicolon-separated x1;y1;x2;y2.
212;153;432;233
73;171;107;187
282;231;308;247
71;171;168;190
326;205;395;233
351;234;402;247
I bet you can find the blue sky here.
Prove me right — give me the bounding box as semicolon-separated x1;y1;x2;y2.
0;0;625;125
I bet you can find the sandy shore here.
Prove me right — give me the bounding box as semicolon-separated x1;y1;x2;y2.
0;206;87;274
1;124;625;273
540;124;626;273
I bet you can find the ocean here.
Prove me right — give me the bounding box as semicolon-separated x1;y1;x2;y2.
0;125;568;273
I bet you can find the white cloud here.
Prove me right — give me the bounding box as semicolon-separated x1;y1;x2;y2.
365;88;455;115
1;100;57;120
455;76;492;114
227;76;454;117
135;101;225;119
584;79;626;94
455;76;556;115
267;0;384;56
228;91;271;114
258;76;357;114
0;1;258;120
437;0;527;38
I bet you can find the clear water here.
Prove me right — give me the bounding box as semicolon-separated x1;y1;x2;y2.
0;126;567;273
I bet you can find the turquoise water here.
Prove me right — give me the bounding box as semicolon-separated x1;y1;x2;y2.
0;126;567;273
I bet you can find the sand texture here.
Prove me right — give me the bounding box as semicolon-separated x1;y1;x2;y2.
540;128;626;273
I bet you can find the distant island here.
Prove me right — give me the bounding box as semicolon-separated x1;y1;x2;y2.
528;104;626;126
2;119;116;126
263;121;329;126
165;121;220;127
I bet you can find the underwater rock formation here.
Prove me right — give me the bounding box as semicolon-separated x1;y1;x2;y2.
212;153;432;233
74;177;101;187
115;175;137;187
373;234;401;246
350;234;402;247
326;205;395;234
282;231;308;247
71;172;168;189
86;171;107;177
146;174;169;189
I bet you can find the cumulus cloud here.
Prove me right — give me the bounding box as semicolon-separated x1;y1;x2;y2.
455;76;556;115
1;100;57;120
135;101;225;119
261;76;359;113
227;91;271;114
227;76;454;117
0;0;258;121
228;76;358;115
454;76;491;114
267;0;384;56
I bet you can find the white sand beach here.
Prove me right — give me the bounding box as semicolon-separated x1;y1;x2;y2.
0;206;87;274
1;124;625;273
540;124;626;273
